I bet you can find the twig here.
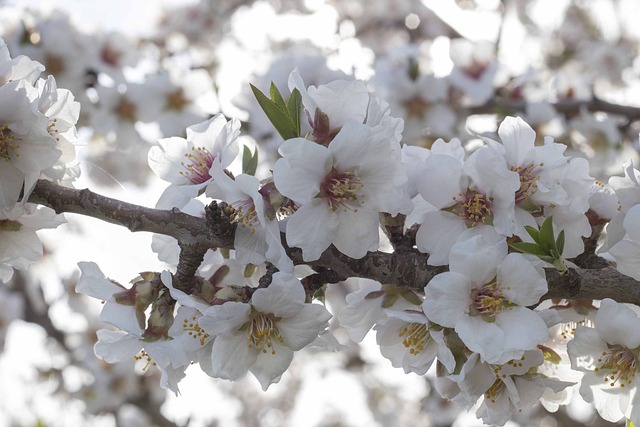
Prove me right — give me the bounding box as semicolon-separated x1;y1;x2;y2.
467;97;640;122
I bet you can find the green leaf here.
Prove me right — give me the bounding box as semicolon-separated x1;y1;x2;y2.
509;242;549;257
287;88;302;136
399;288;423;306
524;225;542;245
381;293;399;308
242;145;258;176
269;82;287;111
556;229;565;257
243;263;257;278
539;216;556;252
626;420;635;427
364;290;385;300
539;345;562;364
250;83;297;140
538;255;557;264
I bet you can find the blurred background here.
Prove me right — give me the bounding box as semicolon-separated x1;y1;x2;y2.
0;0;638;425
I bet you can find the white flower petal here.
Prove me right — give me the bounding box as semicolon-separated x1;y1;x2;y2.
210;334;257;381
497;253;547;306
423;272;472;327
200;302;251;335
250;341;294;390
274;138;331;204
285;199;337;261
94;329;141;363
449;234;505;285
596;299;640;349
455;315;505;363
252;272;305;317
278;303;331;350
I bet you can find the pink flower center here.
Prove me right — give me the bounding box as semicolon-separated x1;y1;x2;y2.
595;345;639;387
320;169;364;212
452;188;493;226
471;280;513;318
179;146;214;184
512;162;542;204
245;312;284;355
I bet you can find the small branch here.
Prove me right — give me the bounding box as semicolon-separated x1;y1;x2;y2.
544;267;640;305
174;243;209;292
300;267;345;300
467;97;640;122
28;180;236;249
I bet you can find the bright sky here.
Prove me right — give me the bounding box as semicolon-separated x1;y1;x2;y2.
11;0;197;35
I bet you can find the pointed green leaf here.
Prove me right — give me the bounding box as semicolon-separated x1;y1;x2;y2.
509;242;549;257
539;216;556;252
381;293;399;308
269;82;288;111
540;345;562;364
556;230;565;257
399;288;423;306
287;88;302;136
524;225;542;245
364;290;385;300
242;145;258;176
626;420;634;427
250;83;297;140
538;255;557;264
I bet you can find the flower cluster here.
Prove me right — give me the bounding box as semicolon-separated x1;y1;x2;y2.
0;37;78;281
5;16;640;426
68;69;640;426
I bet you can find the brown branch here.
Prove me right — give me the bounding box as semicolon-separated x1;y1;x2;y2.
467;97;640;122
28;180;640;306
29;179;236;249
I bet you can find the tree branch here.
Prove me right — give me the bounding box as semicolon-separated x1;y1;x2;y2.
28;180;640;305
29;179;236;249
468;97;640;122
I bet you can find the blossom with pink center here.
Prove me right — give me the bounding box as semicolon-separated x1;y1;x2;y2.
148;114;240;209
207;163;293;273
482;116;593;257
273;121;410;261
414;144;520;265
288;69;404;147
422;233;549;364
567;299;640;425
198;272;332;390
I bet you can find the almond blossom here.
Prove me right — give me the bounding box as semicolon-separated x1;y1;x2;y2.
567;299;640;425
207;164;293;273
375;308;455;375
198;272;332;390
148;114;240;209
437;350;573;426
422;233;549;364
414;144;520;265
482;116;593;257
273;121;410;260
76;264;191;394
0;77;61;209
